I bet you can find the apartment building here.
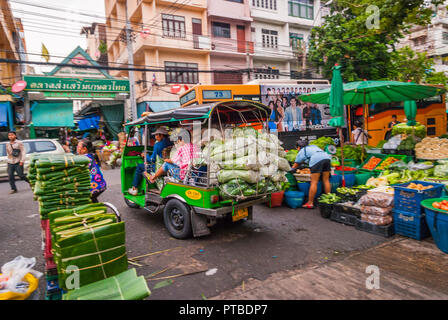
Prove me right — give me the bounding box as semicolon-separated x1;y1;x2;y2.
250;0;321;79
397;3;448;75
104;0;211;114
0;0;24;87
81;23;109;67
207;0;253;84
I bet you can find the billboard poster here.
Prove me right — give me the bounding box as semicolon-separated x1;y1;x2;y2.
260;84;340;132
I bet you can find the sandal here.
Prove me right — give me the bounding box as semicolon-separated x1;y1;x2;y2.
302;203;314;209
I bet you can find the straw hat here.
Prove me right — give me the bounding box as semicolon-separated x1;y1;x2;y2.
152;127;169;136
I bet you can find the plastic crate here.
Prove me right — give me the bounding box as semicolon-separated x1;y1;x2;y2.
336;191;358;202
318;202;333;219
393;210;430;240
46;274;60;293
393;180;445;215
355;172;373;186
359;154;386;172
397;150;415;156
375;154;411;171
334;203;361;217
382;149;398;155
330;210;358;226
355;219;395;238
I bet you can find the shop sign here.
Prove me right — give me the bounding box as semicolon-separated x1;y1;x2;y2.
24;76;130;93
43;92;117;99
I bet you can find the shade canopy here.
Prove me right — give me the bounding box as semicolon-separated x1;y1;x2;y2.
126;100;271;127
300;80;446;105
404;100;417;126
328;65;345;128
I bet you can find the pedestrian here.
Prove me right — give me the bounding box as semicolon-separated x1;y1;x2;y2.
352;121;371;145
6;131;28;194
77;138;107;203
290;140;331;209
384;114;400;140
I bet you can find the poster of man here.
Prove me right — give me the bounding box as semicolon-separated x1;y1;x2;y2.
261;84;334;132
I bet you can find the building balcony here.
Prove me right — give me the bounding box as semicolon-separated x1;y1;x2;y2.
132;32;211;55
210;37;254;56
253;43;298;61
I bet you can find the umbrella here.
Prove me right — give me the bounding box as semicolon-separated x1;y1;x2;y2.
299;80;445;106
404;100;417;126
301;80;446;156
328;65;347;186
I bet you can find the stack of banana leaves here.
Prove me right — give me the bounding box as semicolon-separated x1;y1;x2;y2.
29;154;93;219
48;203;128;291
62;268;150;300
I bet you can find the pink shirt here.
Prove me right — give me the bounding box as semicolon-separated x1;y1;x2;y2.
172;143;201;179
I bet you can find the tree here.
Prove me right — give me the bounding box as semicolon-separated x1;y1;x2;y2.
390;46;448;87
308;0;444;81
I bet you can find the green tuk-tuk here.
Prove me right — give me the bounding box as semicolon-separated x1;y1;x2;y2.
121;100;273;239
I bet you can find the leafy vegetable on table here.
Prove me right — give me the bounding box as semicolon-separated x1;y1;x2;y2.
391;122;427;139
309;137;335;150
336;145;366;162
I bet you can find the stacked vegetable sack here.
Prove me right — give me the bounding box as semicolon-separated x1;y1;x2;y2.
28;154;93;219
201;127;291;200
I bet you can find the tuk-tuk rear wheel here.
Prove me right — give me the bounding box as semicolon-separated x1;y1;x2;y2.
163;199;192;239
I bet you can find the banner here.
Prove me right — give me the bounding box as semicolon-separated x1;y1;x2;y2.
260;84;339;132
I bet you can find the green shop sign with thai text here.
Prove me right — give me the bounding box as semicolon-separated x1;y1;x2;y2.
24;76;129;93
43;92;117;98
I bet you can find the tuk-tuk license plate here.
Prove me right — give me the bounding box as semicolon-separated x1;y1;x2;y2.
232;208;248;222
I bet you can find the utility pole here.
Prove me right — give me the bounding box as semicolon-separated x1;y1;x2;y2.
125;0;137;121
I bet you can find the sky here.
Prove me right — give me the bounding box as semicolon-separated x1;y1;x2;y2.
9;0;107;73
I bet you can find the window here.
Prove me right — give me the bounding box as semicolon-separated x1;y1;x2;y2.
227;0;243;3
165;62;199;84
290;32;304;49
289;0;314;19
141;72;147;89
212;22;231;38
262;29;278;48
34;141;56;152
162;14;186;38
443;32;448;44
0;144;5;157
252;0;277;10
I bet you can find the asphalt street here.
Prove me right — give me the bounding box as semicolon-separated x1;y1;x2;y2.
0;168;392;300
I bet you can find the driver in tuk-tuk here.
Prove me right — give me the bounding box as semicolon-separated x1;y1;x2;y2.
148;129;201;184
128;126;173;195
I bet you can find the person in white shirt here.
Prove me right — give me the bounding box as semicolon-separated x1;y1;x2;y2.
352;121;371;145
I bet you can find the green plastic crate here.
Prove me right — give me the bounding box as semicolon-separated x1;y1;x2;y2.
359;154;387;172
355;172;373;186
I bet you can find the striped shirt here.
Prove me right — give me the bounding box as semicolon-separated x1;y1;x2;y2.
172;143;201;179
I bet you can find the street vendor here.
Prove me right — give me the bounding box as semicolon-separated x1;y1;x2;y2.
128;126;173;195
290;140;331;209
148;129;200;183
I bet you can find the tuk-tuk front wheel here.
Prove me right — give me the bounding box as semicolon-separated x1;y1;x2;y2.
163;199;192;239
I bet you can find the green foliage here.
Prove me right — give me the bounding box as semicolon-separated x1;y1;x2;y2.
309;137;335;150
308;0;444;81
391;122;427;138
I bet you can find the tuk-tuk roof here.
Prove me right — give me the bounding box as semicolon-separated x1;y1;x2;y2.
125;100;270;127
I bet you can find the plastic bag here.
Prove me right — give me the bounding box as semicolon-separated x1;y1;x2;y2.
217;169;260;184
359;192;394;208
388;161;408;171
361;214;393;226
383;135;402;150
219;154;261;170
361;205;392;216
0;256;42;295
434;163;448;178
407;161;434;171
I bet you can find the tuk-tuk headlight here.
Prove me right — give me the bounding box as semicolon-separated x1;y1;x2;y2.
211;195;219;204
